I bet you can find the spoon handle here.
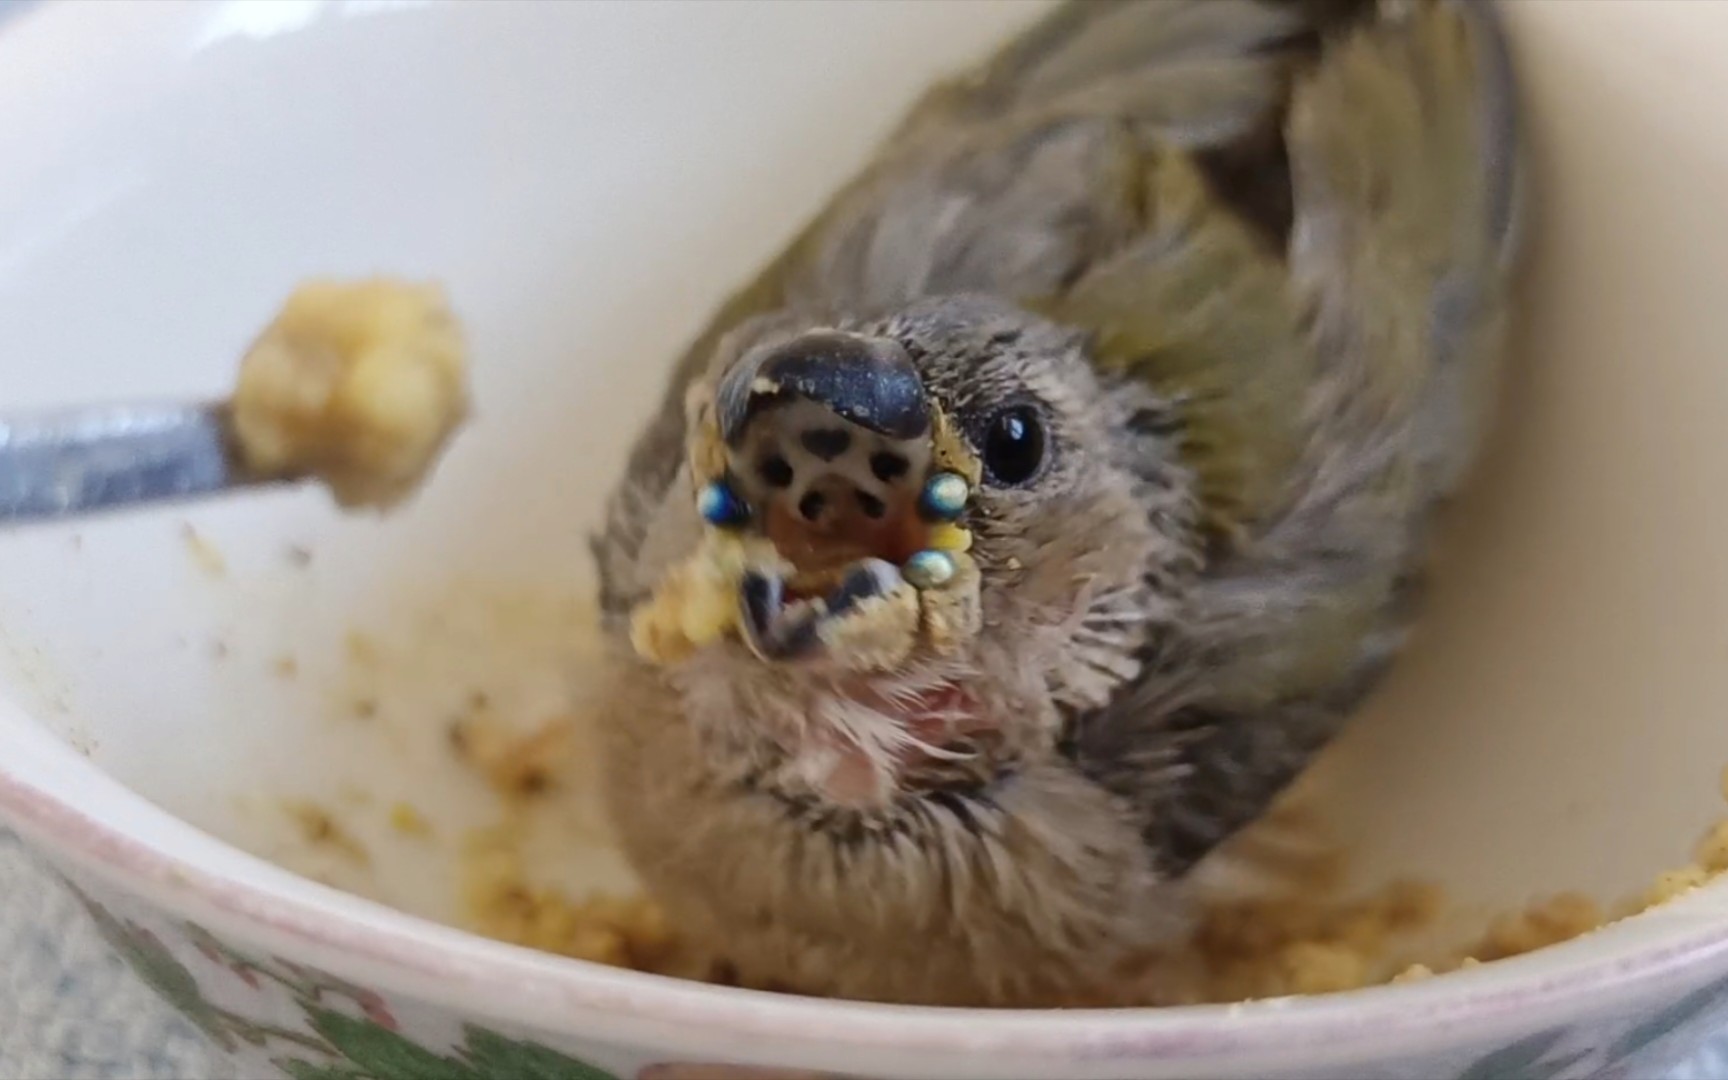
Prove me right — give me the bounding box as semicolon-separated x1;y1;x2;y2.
0;402;270;524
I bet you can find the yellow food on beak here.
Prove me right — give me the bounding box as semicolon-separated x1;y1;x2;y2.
629;533;783;665
926;523;973;553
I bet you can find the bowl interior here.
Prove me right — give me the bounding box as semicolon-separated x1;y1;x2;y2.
0;0;1725;967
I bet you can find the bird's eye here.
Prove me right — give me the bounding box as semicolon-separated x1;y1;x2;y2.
981;404;1046;487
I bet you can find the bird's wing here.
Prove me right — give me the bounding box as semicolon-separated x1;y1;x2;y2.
1066;0;1522;875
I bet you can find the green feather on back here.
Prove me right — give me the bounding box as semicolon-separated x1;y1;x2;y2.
1032;149;1317;546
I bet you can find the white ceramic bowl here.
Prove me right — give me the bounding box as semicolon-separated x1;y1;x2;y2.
4;2;1728;1078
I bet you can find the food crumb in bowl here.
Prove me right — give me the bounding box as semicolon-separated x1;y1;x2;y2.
449;714;575;800
1641;865;1714;909
458;821;701;976
281;800;371;866
1140;874;1447;1003
1471;892;1604;962
1281;942;1369;995
273;654;299;680
444;713;736;982
229;278;469;510
1696;822;1728;874
1444;806;1728;969
389;802;432;838
345;631;386;671
180;524;228;579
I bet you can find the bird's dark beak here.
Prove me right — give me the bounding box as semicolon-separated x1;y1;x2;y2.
715;331;930;447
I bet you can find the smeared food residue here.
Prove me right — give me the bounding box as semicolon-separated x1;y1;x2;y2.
281;800;371;866
181;524;228;579
389;802;433;838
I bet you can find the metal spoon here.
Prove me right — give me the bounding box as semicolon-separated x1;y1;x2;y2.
0;401;283;525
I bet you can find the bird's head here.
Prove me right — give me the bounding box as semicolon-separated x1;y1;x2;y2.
627;294;1197;799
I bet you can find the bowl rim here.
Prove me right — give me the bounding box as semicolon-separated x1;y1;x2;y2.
5;708;1728;1067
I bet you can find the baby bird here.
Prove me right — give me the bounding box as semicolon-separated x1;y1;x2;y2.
590;0;1520;1006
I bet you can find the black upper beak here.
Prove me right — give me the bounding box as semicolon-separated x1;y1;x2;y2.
715;331;930;446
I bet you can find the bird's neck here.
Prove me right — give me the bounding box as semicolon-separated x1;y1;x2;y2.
676;650;1008;809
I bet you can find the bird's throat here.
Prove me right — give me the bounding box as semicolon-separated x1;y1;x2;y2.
807;676;988;807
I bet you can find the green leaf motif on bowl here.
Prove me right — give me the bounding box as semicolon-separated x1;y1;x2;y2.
1453;1026;1587;1080
1606;969;1728;1067
63;879;622;1080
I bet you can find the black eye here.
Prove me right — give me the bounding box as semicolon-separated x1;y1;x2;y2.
981;405;1046;486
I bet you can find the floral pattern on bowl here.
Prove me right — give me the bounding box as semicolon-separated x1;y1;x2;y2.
64;870;843;1080
73;884;625;1079
46;854;1728;1080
